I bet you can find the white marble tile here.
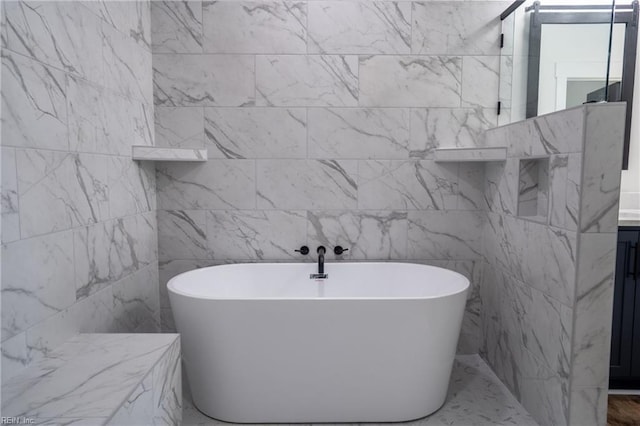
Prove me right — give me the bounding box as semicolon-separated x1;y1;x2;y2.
88;0;151;50
568;387;607;426
409;108;495;158
2;334;179;420
307;210;408;260
109;156;156;218
411;2;505;55
67;76;146;156
203;1;306;54
1;231;75;340
407;210;483;260
257;160;357;209
484;158;519;216
205;108;307;159
154;54;255;107
108;374;154;425
24;304;77;367
151;0;203;53
69;285;116;334
152;339;182;425
158;210;210;261
308;108;410;159
102;21;153;104
113;265;160;333
359;56;461;107
1;51;68;151
308;1;410;54
17;151;109;238
5;1;104;84
256;55;358;107
566;153;582;231
358;160;458;210
461;56;500;109
155;107;205;149
580;104;625;233
207;210;307;260
571;233;617;389
458;163;485;210
484;213;576;306
1;332;29;383
2;147;20;243
157;160;256;210
74;214;156;301
549;154;569;229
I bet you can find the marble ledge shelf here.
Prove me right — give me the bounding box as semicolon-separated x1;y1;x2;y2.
434;147;507;162
132;146;207;162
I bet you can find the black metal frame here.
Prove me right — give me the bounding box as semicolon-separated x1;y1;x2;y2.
526;1;638;169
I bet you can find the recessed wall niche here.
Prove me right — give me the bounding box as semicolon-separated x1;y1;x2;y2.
517;157;550;223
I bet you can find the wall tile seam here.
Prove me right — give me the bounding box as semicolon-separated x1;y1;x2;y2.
1;211;157;248
3;149;155;162
488;211;580;235
486;259;576;312
77;1;153;54
2;47;152;107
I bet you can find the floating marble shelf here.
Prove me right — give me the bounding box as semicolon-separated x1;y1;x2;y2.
132;146;207;162
2;333;181;425
434;147;507;162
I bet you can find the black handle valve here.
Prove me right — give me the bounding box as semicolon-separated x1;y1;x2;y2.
334;246;349;255
295;246;309;255
317;246;326;254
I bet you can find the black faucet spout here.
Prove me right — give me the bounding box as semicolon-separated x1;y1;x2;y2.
317;246;326;275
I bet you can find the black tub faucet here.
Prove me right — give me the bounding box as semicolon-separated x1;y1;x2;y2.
317;246;326;274
310;246;328;279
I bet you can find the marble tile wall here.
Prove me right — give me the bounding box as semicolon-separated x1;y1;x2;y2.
1;1;159;382
480;104;625;426
151;0;510;354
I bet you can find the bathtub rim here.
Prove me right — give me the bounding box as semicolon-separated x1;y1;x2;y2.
167;261;470;302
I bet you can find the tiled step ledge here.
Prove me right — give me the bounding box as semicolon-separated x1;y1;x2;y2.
2;333;181;425
434;147;507;162
133;146;207;162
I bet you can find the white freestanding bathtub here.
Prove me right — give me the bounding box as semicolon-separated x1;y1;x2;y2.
168;262;469;423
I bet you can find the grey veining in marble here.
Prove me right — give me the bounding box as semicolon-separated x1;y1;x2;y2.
1;50;68;151
358;160;458;210
2;147;20;243
155;107;205;149
307;210;408;260
461;56;500;109
409;108;495;158
157;160;256;210
257;160;357;209
2;334;179;424
411;2;506;55
207;210;307;260
256;55;358;107
308;1;410;54
408;210;483;260
205;108;307;159
203;1;307;54
359;56;461;107
151;0;203;54
308;108;410;159
154;54;255;107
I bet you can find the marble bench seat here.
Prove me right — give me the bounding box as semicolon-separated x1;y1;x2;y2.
1;334;181;425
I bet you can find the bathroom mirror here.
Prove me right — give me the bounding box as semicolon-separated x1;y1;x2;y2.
499;0;639;169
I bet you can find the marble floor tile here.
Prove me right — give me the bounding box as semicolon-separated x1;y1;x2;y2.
182;354;537;426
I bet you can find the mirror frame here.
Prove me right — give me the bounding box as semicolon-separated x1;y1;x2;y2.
526;1;639;169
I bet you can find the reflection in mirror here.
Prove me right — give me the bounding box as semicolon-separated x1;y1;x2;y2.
499;0;638;169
